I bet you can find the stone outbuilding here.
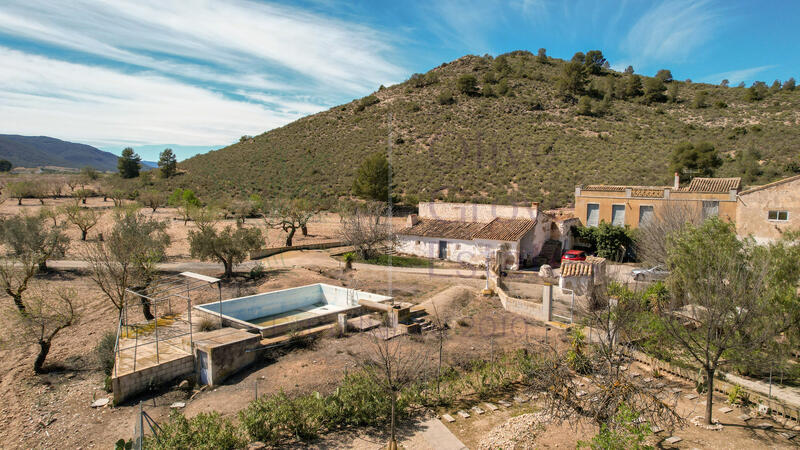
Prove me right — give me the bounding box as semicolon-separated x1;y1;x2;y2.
559;256;607;297
396;202;553;270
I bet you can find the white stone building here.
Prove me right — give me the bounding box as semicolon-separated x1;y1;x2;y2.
396;202;553;270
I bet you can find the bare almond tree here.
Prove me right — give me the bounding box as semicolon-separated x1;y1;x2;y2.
61;201;101;240
635;202;702;268
349;328;431;449
259;198;316;246
338;201;394;260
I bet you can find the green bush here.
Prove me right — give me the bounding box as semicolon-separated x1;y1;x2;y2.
437;90;455;105
96;331;117;376
145;411;245;450
578;404;652;449
355;95;380;112
239;372;407;444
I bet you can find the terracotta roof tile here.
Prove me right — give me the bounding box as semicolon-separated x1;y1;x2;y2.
397;219;486;240
681;177;741;193
397;217;537;242
560;261;594;277
473;218;537;241
561;256;606;277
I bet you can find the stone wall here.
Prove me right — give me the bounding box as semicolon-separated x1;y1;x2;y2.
418;202;538;222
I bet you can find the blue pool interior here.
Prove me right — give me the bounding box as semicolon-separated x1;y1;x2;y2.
195;283;391;329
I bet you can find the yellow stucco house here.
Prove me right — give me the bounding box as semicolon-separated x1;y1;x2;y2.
574;173;800;243
574;174;740;229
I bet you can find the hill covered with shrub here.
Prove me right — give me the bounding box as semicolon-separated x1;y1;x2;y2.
176;51;800;209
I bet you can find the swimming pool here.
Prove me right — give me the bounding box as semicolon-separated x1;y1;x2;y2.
194;283;392;337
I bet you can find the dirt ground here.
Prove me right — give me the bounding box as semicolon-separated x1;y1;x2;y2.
440;360;800;449
0;196;409;260
0;196;798;449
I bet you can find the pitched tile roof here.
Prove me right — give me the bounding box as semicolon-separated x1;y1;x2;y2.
739;174;800;196
473;218;537;241
397;219;487;240
681;177;741;193
560;256;606;277
397;217;537;242
582;178;741;195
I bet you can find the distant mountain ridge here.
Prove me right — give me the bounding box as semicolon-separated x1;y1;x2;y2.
0;134;119;171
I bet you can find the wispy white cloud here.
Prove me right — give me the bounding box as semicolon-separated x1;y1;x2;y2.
698;65;778;84
622;0;725;65
0;0;406;148
0;47;314;148
0;0;402;97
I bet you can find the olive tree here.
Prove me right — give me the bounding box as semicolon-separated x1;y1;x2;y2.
0;214;69;312
188;208;262;278
84;208;170;320
5;286;78;373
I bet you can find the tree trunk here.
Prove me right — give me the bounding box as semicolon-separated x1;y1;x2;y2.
390;389;397;449
34;340;51;374
12;294;26;314
301;224;308;236
140;297;154;321
81;229;88;241
224;260;233;278
705;367;715;424
285;228;296;247
17;198;21;206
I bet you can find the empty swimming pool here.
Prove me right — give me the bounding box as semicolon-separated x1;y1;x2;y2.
194;283;392;337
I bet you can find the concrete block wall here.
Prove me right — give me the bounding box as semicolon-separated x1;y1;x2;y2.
112;354;194;404
490;270;551;322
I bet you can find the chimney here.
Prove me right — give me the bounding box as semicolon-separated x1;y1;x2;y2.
674;172;680;189
407;214;419;227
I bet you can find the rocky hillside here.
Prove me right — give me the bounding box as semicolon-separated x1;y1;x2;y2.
176;51;800;209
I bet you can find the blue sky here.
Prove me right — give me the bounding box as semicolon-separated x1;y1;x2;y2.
0;0;797;161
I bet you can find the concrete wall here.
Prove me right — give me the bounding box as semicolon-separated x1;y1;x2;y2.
112;354;194;404
418;202;538;222
529;212;552;257
489;270;551;322
574;188;737;229
737;176;800;243
196;283;391;322
194;329;261;386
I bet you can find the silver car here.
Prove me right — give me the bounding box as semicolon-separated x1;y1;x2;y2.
631;265;669;281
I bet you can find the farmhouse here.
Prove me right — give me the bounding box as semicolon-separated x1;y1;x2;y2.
396;202;553;270
574;174;741;228
736;174;800;243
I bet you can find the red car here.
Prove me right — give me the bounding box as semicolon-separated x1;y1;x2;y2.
561;250;587;263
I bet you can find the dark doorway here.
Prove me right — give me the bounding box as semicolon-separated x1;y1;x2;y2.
438;240;447;259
